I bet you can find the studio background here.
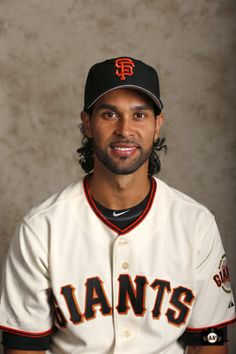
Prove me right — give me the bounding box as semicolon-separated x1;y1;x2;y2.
0;0;235;352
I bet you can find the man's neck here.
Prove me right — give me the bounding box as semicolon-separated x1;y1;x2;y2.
87;165;151;210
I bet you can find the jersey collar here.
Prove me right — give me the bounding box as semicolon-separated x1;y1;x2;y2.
83;175;157;235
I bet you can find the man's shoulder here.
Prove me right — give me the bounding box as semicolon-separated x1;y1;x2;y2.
23;178;85;223
154;177;213;217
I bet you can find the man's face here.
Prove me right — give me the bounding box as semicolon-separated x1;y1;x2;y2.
81;88;163;175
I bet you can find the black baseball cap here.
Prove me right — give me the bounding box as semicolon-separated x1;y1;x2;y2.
83;57;163;112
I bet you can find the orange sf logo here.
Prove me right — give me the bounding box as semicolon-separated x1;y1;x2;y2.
115;58;135;81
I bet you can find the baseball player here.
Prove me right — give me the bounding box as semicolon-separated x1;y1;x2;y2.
0;57;235;354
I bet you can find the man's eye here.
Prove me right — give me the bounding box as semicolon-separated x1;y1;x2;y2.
135;112;145;119
103;111;117;119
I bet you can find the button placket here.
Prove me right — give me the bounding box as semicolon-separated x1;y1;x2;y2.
113;235;140;352
118;237;130;273
113;235;131;350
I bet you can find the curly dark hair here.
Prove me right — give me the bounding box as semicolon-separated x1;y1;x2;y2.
77;124;167;176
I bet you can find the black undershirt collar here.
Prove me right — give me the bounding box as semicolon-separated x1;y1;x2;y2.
93;187;151;230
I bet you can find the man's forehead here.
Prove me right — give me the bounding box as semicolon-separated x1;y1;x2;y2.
92;88;156;110
94;103;154;113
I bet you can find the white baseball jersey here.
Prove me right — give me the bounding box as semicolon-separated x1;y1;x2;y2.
0;176;235;354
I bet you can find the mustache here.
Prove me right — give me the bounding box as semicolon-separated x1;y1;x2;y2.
110;139;140;146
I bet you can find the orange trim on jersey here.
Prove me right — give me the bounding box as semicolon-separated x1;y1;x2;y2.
186;317;236;331
0;325;54;337
83;175;157;235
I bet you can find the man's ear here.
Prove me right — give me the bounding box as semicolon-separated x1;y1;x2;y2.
81;111;92;138
154;112;164;140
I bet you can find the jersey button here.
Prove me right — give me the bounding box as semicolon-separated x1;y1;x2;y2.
118;239;128;246
122;262;129;270
123;329;131;338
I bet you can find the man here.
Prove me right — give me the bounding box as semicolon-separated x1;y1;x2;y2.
0;57;235;354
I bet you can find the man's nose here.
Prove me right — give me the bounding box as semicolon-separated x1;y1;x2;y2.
114;116;134;137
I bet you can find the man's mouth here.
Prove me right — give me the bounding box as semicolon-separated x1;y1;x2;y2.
110;142;140;157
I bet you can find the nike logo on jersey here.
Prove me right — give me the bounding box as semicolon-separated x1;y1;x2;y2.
113;210;130;217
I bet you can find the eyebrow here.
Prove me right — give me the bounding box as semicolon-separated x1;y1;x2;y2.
95;103;153;111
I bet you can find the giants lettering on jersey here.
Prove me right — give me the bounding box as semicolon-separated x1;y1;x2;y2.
58;275;195;328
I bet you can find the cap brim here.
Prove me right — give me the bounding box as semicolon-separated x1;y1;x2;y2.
86;85;163;111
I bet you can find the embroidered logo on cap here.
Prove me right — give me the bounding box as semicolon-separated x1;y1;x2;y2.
115;58;135;81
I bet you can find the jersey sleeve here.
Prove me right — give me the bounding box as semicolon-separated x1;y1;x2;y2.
187;215;235;331
0;220;54;336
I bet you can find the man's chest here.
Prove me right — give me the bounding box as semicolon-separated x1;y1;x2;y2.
49;222;196;331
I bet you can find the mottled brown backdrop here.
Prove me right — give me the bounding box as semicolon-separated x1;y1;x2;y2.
0;0;235;352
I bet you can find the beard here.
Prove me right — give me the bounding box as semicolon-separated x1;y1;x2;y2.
92;140;153;175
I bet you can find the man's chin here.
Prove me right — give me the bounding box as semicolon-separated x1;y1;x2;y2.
103;160;146;175
109;169;138;176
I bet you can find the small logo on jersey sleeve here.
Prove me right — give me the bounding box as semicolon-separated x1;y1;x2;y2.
213;255;232;293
